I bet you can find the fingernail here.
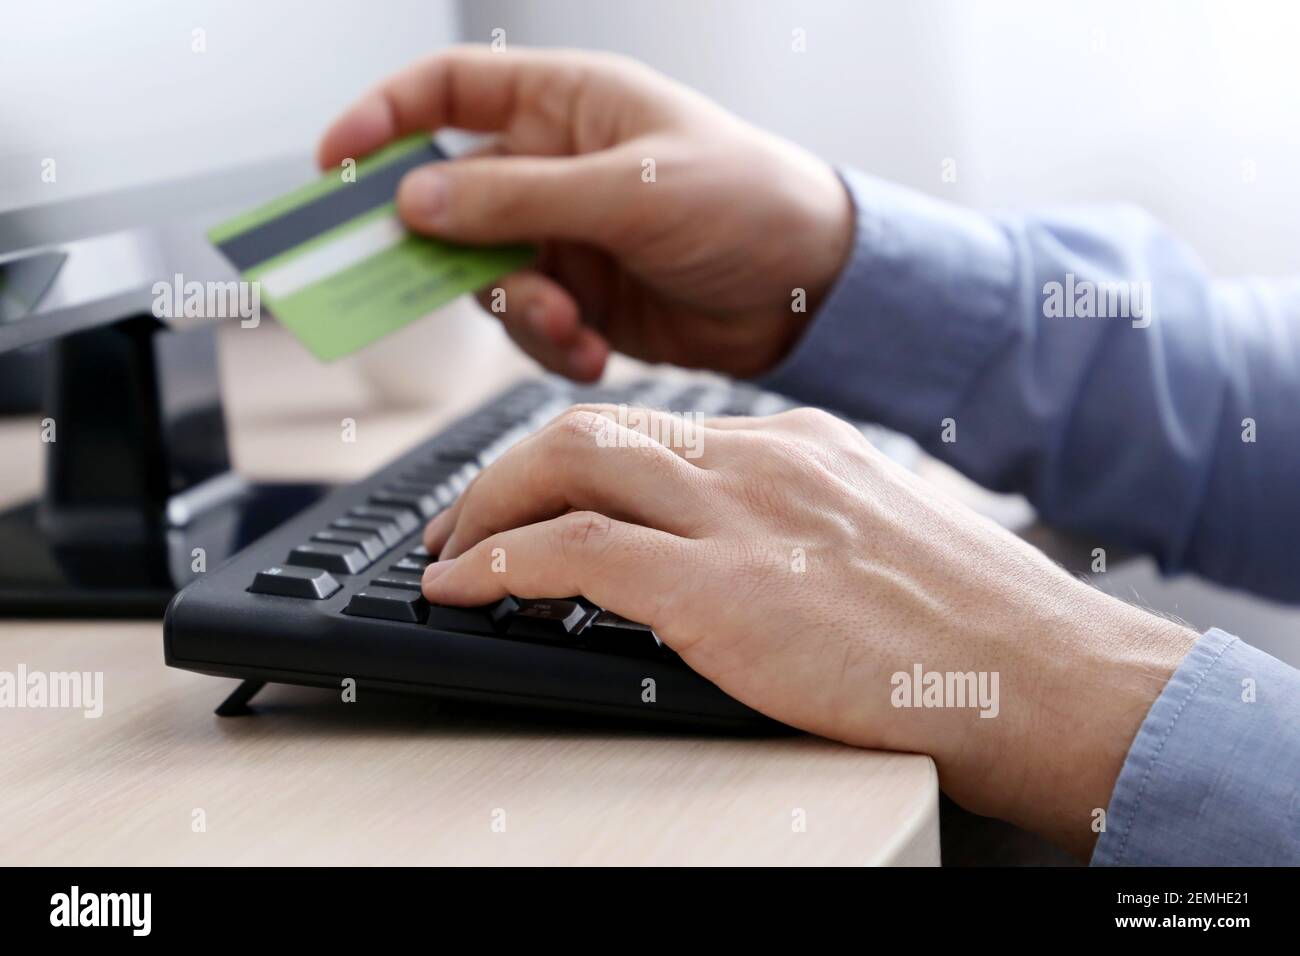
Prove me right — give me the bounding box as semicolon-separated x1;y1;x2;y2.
400;166;447;225
422;559;454;589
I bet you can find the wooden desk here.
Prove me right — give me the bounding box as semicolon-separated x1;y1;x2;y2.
0;318;939;866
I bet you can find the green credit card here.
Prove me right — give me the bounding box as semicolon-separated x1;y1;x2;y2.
208;135;532;361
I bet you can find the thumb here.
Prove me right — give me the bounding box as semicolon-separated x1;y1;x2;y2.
397;152;629;246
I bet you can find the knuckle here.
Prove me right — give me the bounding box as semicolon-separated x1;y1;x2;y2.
777;406;840;433
565;402;621;419
549;405;618;446
519;56;590;129
556;510;615;555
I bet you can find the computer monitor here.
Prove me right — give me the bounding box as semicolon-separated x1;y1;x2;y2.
0;1;461;615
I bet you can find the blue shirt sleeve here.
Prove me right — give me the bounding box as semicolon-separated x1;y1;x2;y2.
1092;628;1300;866
761;168;1300;602
760;169;1300;865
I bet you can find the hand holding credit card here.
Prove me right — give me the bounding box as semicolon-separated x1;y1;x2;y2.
208;136;533;361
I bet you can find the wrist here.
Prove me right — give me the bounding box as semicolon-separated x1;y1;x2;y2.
803;166;856;316
746;144;854;376
996;584;1197;858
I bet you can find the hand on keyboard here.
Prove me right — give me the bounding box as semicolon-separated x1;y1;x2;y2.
419;403;1196;860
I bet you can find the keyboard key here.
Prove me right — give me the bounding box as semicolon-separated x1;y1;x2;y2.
587;608;656;634
583;610;665;657
312;528;386;560
489;595;522;626
493;597;591;644
288;542;371;575
371;570;425;590
370;487;439;519
349;504;419;535
389;479;438;492
398;474;460;504
332;516;402;547
344;586;428;623
390;556;428;573
432;444;480;462
402;463;464;485
248;565;341;599
407;544;430;558
426;603;498;635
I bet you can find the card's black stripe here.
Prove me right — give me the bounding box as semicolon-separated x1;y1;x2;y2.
217;142;445;272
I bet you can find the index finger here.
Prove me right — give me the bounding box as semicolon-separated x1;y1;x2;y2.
422;511;696;639
317;45;590;168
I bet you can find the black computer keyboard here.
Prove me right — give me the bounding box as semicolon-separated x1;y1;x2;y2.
164;376;916;729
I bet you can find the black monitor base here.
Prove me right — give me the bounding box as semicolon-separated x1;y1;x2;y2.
0;481;329;617
0;312;337;618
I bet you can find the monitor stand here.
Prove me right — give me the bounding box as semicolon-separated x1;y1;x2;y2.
0;314;327;617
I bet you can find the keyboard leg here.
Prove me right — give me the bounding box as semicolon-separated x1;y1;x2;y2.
215;679;265;717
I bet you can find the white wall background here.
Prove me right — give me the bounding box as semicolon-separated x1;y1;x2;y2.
0;0;461;212
463;0;1300;662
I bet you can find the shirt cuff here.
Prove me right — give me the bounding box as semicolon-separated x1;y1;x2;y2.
756;168;1020;432
1091;627;1300;866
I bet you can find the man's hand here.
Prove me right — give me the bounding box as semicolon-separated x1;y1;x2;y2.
319;46;853;381
420;405;1197;858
